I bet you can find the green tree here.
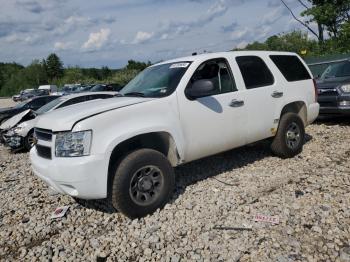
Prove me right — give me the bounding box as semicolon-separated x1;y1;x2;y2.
24;60;48;86
235;31;319;56
301;0;350;38
0;62;24;95
126;60;151;71
101;66;112;79
242;41;268;50
46;53;64;81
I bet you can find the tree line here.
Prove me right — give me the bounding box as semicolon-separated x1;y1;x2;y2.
0;53;151;97
237;0;350;56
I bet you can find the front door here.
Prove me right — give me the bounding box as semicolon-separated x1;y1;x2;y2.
177;58;247;162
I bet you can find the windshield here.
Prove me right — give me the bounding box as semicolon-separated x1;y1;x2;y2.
321;60;350;79
90;84;107;92
14;100;29;109
120;62;191;98
35;97;65;114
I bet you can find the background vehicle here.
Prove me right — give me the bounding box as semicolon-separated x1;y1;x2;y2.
315;59;350;116
90;84;123;92
2;92;118;151
12;89;50;102
38;85;58;94
0;95;60;125
30;51;319;218
12;89;31;102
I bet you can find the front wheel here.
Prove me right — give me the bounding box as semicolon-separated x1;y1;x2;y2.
24;130;35;151
110;149;175;218
271;112;305;158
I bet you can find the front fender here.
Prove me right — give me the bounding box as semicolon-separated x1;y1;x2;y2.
105;126;185;163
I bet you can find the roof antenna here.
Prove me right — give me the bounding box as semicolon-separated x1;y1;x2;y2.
192;52;197;56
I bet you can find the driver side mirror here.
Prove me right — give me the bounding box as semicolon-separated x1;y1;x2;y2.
186;79;216;99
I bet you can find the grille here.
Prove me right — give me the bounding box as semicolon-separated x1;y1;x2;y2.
36;144;52;159
34;128;52;141
317;88;338;96
319;101;337;107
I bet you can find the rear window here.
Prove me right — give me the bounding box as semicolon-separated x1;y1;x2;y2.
270;55;311;82
236;56;274;89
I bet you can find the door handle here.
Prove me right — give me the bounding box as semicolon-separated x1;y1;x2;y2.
229;99;244;107
271;91;283;98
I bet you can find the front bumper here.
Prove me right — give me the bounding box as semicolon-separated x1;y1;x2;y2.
3;132;24;149
307;103;320;124
319;106;350;115
318;90;350;115
30;146;109;199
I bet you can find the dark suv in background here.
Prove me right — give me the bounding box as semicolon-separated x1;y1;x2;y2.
316;59;350;116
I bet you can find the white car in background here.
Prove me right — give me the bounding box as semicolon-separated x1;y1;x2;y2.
2;92;118;151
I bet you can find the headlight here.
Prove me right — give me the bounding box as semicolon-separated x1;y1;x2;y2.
55;130;92;157
340;84;350;93
13;126;23;133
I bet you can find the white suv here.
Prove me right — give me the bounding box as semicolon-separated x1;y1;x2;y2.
30;51;319;218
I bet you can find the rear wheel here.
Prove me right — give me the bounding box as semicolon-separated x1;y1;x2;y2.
110;149;175;218
271;112;305;158
24;130;35;151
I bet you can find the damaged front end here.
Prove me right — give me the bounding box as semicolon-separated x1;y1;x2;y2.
3;129;24;150
0;110;37;150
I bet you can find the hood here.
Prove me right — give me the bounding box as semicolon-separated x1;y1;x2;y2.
316;76;350;89
0;109;34;130
36;96;155;132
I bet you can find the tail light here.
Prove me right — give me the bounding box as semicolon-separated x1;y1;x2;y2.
313;79;318;102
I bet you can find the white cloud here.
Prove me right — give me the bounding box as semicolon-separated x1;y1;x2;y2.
132;31;155;44
262;5;289;25
230;25;272;44
237;41;248;49
129;0;228;44
54;41;72;51
82;28;111;50
4;33;40;44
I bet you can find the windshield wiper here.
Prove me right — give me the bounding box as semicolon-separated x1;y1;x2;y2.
123;92;146;97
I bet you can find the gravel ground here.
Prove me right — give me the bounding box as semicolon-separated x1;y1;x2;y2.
0;98;16;108
0;97;349;261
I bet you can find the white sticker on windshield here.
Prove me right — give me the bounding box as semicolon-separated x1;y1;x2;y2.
170;63;190;69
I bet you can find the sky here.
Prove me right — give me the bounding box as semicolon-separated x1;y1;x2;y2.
0;0;313;68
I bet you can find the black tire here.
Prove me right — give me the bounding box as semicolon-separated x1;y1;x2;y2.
271;112;305;158
24;130;35;151
110;149;175;218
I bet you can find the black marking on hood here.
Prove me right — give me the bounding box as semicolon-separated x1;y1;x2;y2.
72;100;149;130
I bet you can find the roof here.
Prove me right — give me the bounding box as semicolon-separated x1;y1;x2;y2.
154;51;299;66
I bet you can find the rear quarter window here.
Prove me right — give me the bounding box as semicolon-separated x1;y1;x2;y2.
270;55;311;82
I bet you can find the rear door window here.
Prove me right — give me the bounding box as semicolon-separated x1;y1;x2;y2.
270;55;311;82
236;56;274;89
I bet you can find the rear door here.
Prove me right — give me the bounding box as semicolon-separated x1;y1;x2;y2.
234;55;280;143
